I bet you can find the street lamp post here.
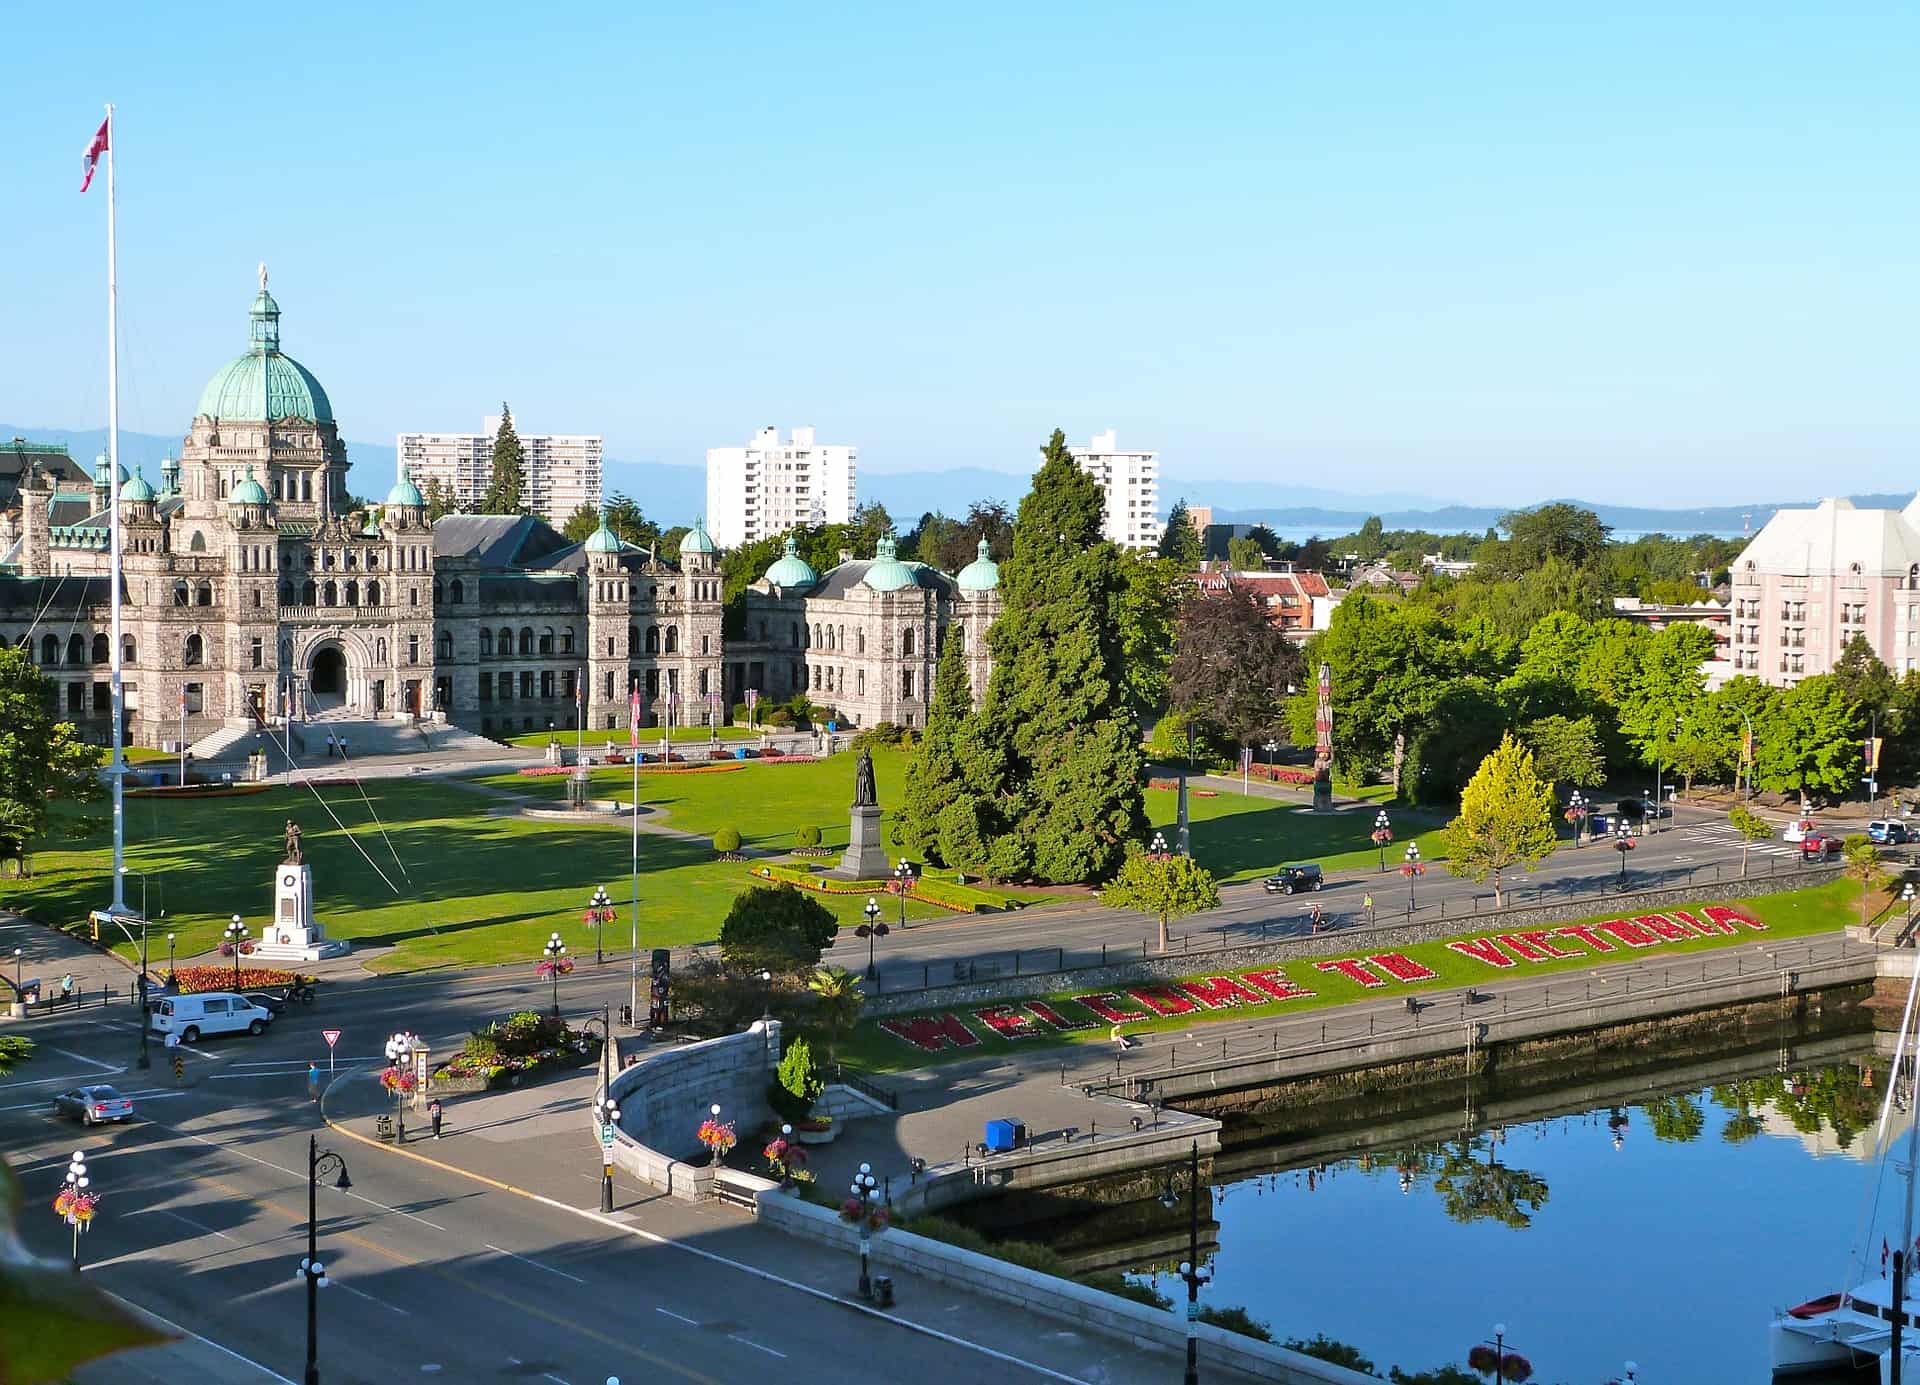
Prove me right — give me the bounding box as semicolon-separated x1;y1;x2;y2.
1614;817;1635;883
857;899;889;986
585;885;613;965
1263;738;1278;777
1169;1140;1210;1385
1905;883;1916;942
224;915;248;991
166;932;176;979
383;1032;415;1143
59;1150;92;1271
10;948;18;1000
893;860;915;929
1567;790;1586;847
759;969;773;1021
593;1094;620;1213
1372;810;1392;872
1150;831;1169;857
1400;843;1424;917
118;866;152;1070
543;932;568;1015
300;1133;351;1385
851;1163;879;1297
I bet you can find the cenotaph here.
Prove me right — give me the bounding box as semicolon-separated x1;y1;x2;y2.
253;819;352;961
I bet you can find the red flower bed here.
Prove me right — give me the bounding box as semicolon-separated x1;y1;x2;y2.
173;964;310;993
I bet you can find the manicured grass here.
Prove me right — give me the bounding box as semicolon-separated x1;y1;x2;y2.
3;778;950;974
121;747;177;764
837;879;1858;1072
1146;786;1451;882
500;726;758;749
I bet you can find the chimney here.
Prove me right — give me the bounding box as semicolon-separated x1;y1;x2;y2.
20;469;51;575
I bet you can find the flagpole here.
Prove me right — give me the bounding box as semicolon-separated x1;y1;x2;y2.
105;101;127;917
630;689;640;1027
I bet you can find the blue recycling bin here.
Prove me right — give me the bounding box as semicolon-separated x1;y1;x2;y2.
984;1117;1025;1153
734;747;749;760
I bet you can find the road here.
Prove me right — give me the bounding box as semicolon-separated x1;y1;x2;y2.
6;978;1243;1385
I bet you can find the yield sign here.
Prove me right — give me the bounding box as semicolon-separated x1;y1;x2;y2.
322;1029;342;1049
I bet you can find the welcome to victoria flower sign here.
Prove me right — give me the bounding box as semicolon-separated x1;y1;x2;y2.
877;905;1769;1054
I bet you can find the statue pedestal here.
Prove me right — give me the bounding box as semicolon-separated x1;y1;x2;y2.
830;805;890;880
253;863;351;961
1312;768;1333;813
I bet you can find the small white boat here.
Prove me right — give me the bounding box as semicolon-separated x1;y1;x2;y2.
1768;1283;1894;1374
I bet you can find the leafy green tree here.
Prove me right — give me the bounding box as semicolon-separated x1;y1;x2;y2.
1401;679;1507;806
422;476;457;521
1227;535;1264;572
1710;674;1782;794
0;648;102;878
1833;635;1897;723
1157;498;1202;567
480;404;527;515
1169;585;1302;754
1640;1093;1706;1143
806;965;864;1062
770;1036;825;1121
1290;594;1465;783
561;503;602;543
1493;502;1612;575
1439;735;1557;905
603;492;661;550
1755;674;1863;803
1728;805;1774;877
1616;622;1715;779
718;531;788;637
1844;834;1883;925
713;826;742;854
716;884;838;974
964;429;1145;883
1116;552;1179;721
901;632;974;864
1100;846;1220;953
1430;1137;1550;1229
1669;700;1739;794
1517;714;1606;788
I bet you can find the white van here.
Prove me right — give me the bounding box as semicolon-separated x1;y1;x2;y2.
147;992;273;1043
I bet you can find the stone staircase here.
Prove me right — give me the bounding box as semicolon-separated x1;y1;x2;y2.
189;714;502;766
814;1082;893;1123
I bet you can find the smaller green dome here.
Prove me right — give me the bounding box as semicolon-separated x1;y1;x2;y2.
957;538;1000;592
764;535;818;588
585;516;623;553
120;470;155;503
228;465;271;506
93;453;129;487
386;465;425;508
862;536;914;592
679;517;717;556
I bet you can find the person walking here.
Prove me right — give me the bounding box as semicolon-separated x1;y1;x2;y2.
325;733;336;758
59;973;74;1003
1362;892;1374;924
428;1098;445;1139
307;1061;321;1102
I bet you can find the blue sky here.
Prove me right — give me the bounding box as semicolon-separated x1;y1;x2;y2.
2;2;1914;506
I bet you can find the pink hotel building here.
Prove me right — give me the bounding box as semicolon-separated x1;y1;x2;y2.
1729;496;1920;686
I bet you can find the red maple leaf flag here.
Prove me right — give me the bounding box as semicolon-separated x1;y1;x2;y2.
80;118;109;192
628;684;640;748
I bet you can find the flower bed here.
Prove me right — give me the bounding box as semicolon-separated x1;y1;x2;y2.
432;1008;601;1089
173;964;312;993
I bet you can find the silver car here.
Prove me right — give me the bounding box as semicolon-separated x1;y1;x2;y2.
51;1084;134;1125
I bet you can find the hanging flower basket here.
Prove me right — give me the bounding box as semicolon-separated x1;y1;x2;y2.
696;1116;737;1163
379;1065;418;1095
535;957;576;981
53;1188;99;1227
839;1198;889;1233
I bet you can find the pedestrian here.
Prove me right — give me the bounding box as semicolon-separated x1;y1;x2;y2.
429;1098;445;1139
1362;892;1374;922
59;973;74;1002
325;733;336;758
307;1060;321;1101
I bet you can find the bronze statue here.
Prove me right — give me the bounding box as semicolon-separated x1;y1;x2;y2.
283;818;303;865
852;747;877;808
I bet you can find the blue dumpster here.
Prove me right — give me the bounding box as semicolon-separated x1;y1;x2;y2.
734;747;749;760
984;1117;1025;1153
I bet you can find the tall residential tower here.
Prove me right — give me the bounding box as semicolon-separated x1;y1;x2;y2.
397;417;602;526
1067;429;1162;550
705;425;856;548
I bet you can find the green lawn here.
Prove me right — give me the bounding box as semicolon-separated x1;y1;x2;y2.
838;879;1858;1072
1145;786;1451;882
4;776;954;974
501;726;759;749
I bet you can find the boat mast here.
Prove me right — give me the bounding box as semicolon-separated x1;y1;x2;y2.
105;100;126;916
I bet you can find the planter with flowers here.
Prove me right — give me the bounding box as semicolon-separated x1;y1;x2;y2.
762;1129;815;1191
793;1115;837;1145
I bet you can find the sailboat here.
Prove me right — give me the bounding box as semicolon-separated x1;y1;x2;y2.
1768;954;1920;1377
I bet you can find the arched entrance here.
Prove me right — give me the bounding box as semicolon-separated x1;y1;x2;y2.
309;645;347;710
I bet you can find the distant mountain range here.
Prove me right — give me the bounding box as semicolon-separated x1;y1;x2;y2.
5;424;1910;541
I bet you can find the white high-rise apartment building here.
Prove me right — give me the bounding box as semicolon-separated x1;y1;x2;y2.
705;425;856;548
396;416;603;527
1068;429;1162;550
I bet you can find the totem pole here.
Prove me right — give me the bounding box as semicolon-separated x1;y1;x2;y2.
1312;661;1334;812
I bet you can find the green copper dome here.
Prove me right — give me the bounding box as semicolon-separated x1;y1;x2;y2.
194;280;335;424
92;453;129;488
764;535;818;588
862;536;914;592
679;516;717;556
956;538;1000;592
120;469;155;503
584;516;623;553
386;466;425;508
228;466;271;506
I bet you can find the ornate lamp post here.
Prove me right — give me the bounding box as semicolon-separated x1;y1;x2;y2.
892;860;915;929
542;932;569;1015
850;1162;880;1297
299;1134;351;1384
593;1094;620;1213
1150;831;1170;857
224;915;249;990
1157;1140;1211;1385
382;1032;416;1143
55;1149;95;1271
759;969;773;1021
1469;1322;1530;1383
1905;883;1916;940
584;885;614;966
1566;790;1587;847
1400;843;1424;917
1614;817;1635;883
1263;738;1278;777
857;899;889;985
1372;810;1393;872
166;932;176;979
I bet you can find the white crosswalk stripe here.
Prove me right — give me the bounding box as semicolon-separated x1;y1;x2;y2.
1676;824;1801;856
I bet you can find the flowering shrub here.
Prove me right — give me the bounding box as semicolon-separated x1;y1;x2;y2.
216;939;256;957
173;965;307;993
839;1198;889;1233
762;1134;813;1183
52;1188;98;1226
697;1117;737;1159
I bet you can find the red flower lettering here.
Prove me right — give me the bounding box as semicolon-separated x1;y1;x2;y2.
1314;958;1388;988
1075;992;1151;1024
1702;905;1766;933
1369;952;1438;983
1635;913;1696;942
1597;918;1659;948
1553;924;1614;953
1179;976;1266;1009
1027;1001;1096;1032
1127;986;1198;1017
878;1013;982;1053
1670;908;1730;936
1497;933;1552;962
1446;937;1517;969
972;1005;1042;1040
1241;968;1315;1003
1509;930;1581;960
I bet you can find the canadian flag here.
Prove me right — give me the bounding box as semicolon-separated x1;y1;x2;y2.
80;118;109;193
628;684;640;748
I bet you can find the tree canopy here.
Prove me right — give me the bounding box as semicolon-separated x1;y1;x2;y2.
1439;735;1558;905
717;884;839;974
1100;846;1220;952
0;647;103;877
480;404;527;515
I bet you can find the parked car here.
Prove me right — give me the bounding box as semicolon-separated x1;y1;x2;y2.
1783;819;1816;843
1869;820;1912;845
1618;798;1672;820
1802;831;1845;860
147;992;274;1043
241;991;287;1017
51;1084;133;1125
1264;864;1324;895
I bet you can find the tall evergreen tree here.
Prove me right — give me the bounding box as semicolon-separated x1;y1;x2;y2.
421;476;457;522
966;429;1145;882
0;647;102;877
481;404;527;515
560;503;602;543
901;631;974;864
1158;498;1203;567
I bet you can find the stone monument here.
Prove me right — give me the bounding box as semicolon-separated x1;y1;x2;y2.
1312;660;1334;813
830;747;890;880
253;818;352;961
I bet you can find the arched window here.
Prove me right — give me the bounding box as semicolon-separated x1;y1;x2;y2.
645;626;660;653
90;633;108;664
173;580;189;607
857;629;866;655
376;638;388;664
702;634;711;656
561;626;574;654
480;629;494;656
498;626;513;655
434;582;444;604
183;634;203;667
365;580;380;606
812;623;821;649
452;579;465;604
279;581;293;606
41;634;58;665
519;627;534;656
301;580;317;606
837;625;845;652
539;628;554;656
196;582;213;607
122;635;137;665
345;580;359;607
189;531;206;554
628;625;638;654
438;632;453;660
323;581;338;607
902;627;915;657
66;633;84;665
664;625;678;654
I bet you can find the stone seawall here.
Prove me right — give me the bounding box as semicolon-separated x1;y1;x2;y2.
603;1022;780;1200
867;866;1845;1016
